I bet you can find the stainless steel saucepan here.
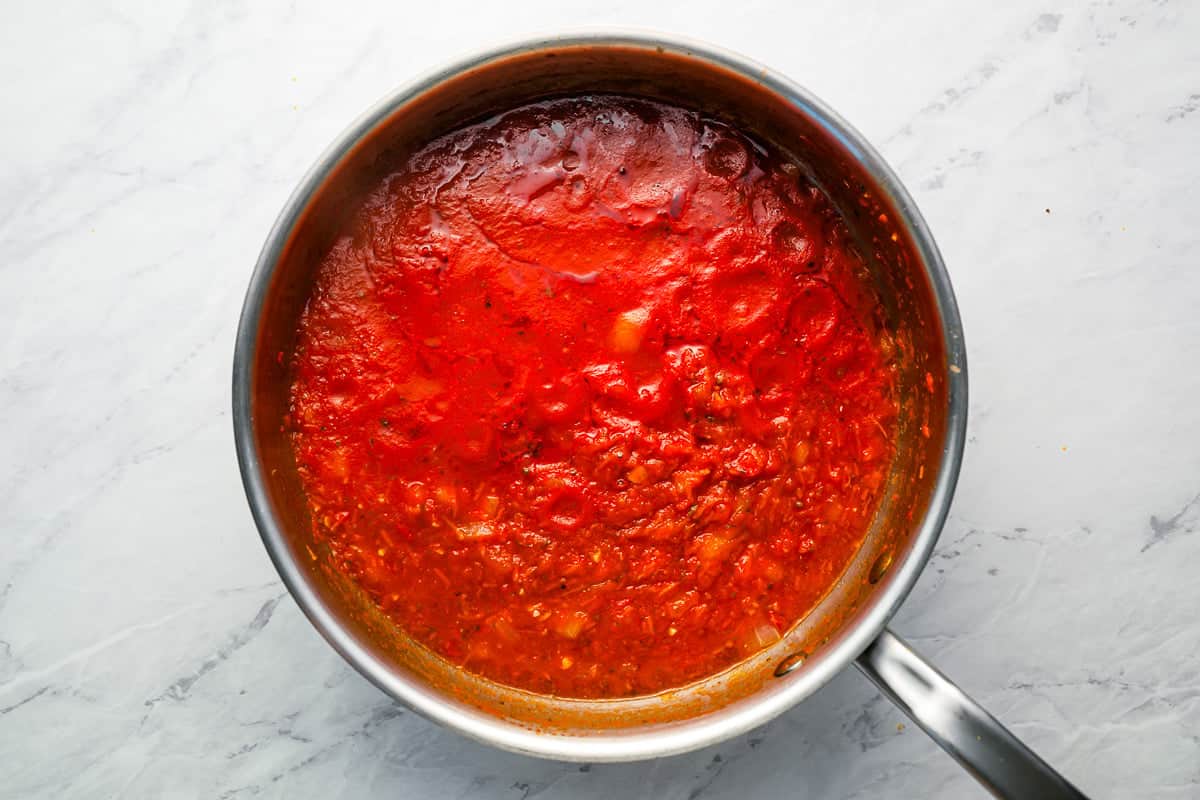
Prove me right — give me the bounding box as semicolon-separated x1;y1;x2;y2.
233;33;1086;798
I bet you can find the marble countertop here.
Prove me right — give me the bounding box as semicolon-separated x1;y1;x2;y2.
4;1;1198;797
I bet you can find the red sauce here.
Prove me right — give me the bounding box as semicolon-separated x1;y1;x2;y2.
288;96;897;698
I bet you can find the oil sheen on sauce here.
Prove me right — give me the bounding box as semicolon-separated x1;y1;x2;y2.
287;96;898;698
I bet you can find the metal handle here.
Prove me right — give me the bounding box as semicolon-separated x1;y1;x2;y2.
855;628;1088;799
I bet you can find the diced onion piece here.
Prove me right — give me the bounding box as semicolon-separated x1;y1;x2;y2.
396;374;443;400
454;521;496;540
435;484;458;514
752;622;781;648
672;468;709;496
554;610;590;639
738;619;782;654
326;449;350;481
479;493;501;518
490;614;520;643
694;530;739;567
609;307;650;353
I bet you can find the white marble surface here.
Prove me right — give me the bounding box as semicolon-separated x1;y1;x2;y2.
3;0;1198;797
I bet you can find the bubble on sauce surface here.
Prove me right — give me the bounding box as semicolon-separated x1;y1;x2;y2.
507;166;564;202
771;221;820;271
703;137;750;180
512;128;559;167
668;187;688;219
561;175;592;213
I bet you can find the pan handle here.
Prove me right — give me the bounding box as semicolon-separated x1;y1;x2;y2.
854;628;1088;799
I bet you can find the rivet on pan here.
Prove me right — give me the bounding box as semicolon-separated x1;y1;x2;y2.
774;651;807;677
868;550;894;584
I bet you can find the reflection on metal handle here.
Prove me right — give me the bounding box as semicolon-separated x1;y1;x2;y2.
855;628;1088;799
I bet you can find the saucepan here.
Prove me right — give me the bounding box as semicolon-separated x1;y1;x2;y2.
232;33;1086;798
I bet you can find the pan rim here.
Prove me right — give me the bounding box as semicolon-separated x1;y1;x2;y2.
231;28;968;762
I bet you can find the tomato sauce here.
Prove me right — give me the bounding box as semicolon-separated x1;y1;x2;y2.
287;96;897;698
